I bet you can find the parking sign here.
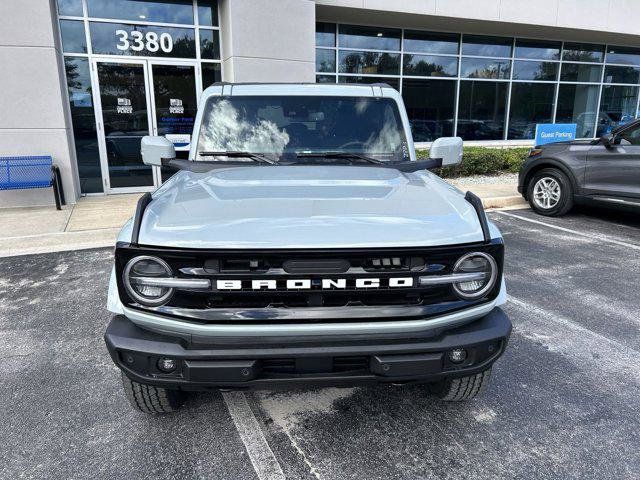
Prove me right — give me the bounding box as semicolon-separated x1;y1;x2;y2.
535;124;577;146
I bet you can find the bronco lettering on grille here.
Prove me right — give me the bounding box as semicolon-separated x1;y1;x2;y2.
215;277;414;291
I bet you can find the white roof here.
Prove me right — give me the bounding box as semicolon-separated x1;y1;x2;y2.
201;82;400;99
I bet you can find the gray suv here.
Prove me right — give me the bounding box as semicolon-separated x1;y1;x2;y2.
104;83;512;414
519;120;640;216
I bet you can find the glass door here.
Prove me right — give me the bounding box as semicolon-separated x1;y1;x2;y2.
147;62;199;183
94;60;156;192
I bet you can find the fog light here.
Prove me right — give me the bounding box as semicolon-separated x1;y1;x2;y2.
157;357;177;373
448;348;467;363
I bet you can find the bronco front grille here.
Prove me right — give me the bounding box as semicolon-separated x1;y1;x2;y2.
115;242;504;323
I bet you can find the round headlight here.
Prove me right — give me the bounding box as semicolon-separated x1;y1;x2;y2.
123;256;174;306
452;252;498;300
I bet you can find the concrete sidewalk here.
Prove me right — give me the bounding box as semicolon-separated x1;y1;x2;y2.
0;180;525;257
0;194;139;257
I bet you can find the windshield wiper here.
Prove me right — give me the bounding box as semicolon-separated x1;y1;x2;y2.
296;151;385;165
199;151;278;164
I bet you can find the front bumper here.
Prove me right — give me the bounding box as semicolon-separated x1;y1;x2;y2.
105;307;512;390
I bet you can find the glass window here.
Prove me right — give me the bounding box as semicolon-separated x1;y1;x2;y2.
338;51;400;75
562;42;604;62
402;79;456;142
197;1;218;26
86;0;194;24
202;63;221;87
512;61;558;81
403;54;457;77
316;22;336;48
560;63;602;83
508;83;556;140
515;39;561;60
457;81;508;140
617;123;640;145
338;76;400;90
316;75;336;84
403;31;459;55
316;49;335;73
64;58;102;193
604;65;640;84
607;46;640;66
200;29;220;60
338;25;401;51
597;85;639;136
460;58;510;79
59;20;87;53
556;84;600;138
196;96;410;162
90;22;196;58
462;35;512;57
57;0;83;16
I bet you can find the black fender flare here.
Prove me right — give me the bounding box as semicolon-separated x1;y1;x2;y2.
521;158;580;199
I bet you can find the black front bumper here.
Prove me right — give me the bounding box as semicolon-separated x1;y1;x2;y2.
104;308;512;390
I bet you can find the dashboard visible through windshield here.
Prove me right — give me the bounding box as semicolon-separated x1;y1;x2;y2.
196;95;410;163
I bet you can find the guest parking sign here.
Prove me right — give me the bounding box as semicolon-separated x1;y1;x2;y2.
535;124;577;146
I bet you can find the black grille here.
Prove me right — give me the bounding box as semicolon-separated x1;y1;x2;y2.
115;242;504;321
261;356;369;375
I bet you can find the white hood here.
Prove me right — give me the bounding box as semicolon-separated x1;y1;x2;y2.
134;165;485;249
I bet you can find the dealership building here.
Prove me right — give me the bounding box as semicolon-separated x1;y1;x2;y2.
3;0;640;206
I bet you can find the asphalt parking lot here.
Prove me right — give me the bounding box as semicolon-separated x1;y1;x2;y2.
1;206;639;480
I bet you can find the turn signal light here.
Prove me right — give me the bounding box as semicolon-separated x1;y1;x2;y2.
528;148;543;157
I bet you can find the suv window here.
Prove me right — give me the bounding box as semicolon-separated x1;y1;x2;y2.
196;95;410;162
618;124;640;145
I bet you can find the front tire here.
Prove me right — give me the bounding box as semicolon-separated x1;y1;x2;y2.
432;368;492;401
121;372;186;414
527;168;574;216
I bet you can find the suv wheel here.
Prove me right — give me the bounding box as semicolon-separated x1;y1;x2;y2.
527;168;574;216
121;372;186;414
431;368;492;401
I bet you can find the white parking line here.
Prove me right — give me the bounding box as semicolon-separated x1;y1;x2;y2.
507;295;640;384
222;391;286;480
495;210;640;251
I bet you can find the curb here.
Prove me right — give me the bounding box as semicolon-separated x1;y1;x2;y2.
481;195;528;209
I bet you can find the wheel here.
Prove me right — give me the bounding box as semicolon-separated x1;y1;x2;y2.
432;368;492;401
121;372;186;414
526;168;574;216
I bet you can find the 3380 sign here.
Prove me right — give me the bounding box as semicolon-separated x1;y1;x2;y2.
115;30;174;53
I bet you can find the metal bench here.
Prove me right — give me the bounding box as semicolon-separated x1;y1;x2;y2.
0;156;66;210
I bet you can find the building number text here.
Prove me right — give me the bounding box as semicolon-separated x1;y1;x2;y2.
115;30;174;53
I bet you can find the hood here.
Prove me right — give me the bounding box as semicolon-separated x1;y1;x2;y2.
137;166;484;249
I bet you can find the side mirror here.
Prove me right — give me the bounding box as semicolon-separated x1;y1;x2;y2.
600;134;614;148
430;137;463;167
141;136;175;166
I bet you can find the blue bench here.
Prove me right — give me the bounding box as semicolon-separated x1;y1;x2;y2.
0;156;66;210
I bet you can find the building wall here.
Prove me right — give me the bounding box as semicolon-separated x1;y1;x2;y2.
219;0;316;83
316;0;640;42
0;0;78;207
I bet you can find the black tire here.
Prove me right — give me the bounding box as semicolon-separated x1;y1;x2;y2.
121;372;186;414
526;168;574;216
432;368;492;401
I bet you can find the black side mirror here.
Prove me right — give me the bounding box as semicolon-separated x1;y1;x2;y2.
600;133;615;148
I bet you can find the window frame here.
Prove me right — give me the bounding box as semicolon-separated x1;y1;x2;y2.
315;21;640;142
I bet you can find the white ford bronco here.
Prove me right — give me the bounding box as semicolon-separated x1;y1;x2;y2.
105;83;511;414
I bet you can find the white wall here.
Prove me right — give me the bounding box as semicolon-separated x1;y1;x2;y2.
0;0;78;207
316;0;640;43
219;0;316;83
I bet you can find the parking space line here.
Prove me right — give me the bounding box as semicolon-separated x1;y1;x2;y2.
495;211;640;251
507;295;640;383
222;391;286;480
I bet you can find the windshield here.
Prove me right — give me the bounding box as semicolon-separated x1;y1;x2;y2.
196;95;410;162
